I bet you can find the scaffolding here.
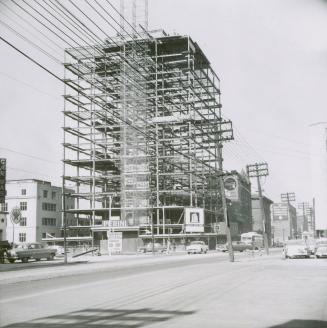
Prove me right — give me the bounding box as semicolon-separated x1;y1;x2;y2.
62;29;231;246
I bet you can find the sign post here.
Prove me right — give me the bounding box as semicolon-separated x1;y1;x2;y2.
10;207;22;244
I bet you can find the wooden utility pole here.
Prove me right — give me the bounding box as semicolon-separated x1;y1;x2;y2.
297;202;309;234
246;162;269;255
312;198;316;238
216;120;234;262
281;192;296;239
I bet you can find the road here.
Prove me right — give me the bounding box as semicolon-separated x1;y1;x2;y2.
0;251;326;328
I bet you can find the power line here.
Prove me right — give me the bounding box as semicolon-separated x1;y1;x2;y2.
0;146;58;164
0;71;58;98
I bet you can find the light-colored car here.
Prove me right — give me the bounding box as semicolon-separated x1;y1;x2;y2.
315;245;327;258
137;243;167;253
284;244;310;259
186;241;208;254
7;242;57;263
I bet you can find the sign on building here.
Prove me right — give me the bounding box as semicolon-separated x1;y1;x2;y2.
107;231;122;254
224;176;239;201
185;207;204;232
272;204;288;221
0;159;6;204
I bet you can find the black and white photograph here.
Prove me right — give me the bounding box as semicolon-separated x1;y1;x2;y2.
0;1;326;327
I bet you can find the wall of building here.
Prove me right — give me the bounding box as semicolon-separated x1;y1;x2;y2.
5;180;74;244
271;203;297;242
251;195;273;245
6;180;38;243
226;171;252;234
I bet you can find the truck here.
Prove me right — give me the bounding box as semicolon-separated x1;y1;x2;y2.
7;242;57;263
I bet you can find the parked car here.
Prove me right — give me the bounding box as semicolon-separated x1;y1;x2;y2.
186;241;208;254
217;241;254;252
315;245;327;258
284;243;310;259
7;242;57;263
137;243;167;253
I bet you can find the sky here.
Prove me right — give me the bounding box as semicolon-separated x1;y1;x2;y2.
0;0;326;205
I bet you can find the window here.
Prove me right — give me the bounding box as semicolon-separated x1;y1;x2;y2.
19;233;26;242
20;217;27;226
21;189;26;195
0;203;7;212
42;218;56;226
42;233;46;239
42;203;56;212
20;202;27;211
43;190;48;198
51;191;56;199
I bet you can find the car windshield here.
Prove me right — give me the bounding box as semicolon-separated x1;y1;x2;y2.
191;241;203;245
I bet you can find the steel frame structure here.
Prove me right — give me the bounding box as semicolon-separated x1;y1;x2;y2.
62;31;228;244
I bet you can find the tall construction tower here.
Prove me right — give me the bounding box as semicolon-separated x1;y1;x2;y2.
62;3;230;252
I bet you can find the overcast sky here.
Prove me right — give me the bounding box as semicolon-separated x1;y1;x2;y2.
0;0;326;204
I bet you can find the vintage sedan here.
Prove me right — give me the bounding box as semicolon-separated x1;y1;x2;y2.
7;242;57;263
186;241;208;254
137;243;167;253
284;244;310;259
217;241;254;252
315;245;327;258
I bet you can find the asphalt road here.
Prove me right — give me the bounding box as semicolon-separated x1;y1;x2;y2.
0;251;326;328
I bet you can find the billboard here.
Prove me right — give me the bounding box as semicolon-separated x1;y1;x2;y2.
185;207;204;232
272;203;288;221
107;231;122;254
224;176;239;201
0;159;6;204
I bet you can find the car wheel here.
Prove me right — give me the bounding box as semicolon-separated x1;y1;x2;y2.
47;254;54;261
204;250;207;254
22;258;28;263
8;258;15;263
187;252;190;254
36;258;41;261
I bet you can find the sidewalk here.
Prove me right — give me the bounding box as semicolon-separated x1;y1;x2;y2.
0;252;203;285
0;249;282;285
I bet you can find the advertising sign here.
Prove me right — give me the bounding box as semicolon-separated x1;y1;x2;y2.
0;158;6;204
272;204;288;221
224;176;239;201
107;231;122;254
185;207;204;232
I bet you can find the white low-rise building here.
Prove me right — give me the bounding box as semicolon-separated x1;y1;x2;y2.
4;179;74;244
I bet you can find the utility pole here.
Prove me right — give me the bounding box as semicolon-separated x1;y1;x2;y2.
246;162;269;255
297;202;309;235
281;192;296;240
216;120;234;262
312;198;316;238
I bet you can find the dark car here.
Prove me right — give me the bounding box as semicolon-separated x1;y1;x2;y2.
217;241;253;252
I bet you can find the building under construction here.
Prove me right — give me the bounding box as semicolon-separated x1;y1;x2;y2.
62;29;232;252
